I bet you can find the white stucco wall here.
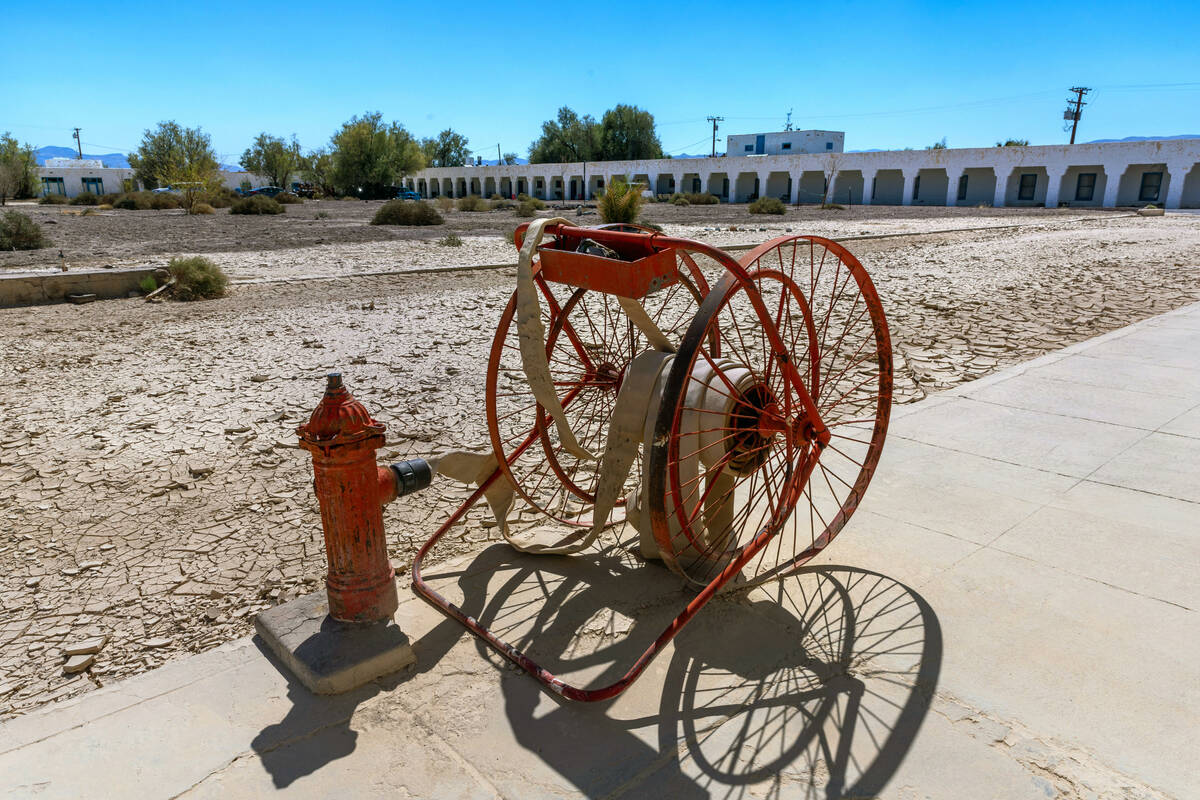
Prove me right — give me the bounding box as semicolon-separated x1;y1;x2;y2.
409;138;1200;208
35;167;270;197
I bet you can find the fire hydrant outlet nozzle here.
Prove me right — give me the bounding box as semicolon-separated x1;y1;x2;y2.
389;459;433;499
297;372;399;623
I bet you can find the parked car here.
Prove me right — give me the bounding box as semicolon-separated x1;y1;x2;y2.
290;182;317;199
393;187;421;201
246;186;285;198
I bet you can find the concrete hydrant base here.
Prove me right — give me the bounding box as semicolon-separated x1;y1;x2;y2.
253;589;415;694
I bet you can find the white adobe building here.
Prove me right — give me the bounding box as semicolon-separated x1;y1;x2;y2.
407;137;1200;208
36;160;269;198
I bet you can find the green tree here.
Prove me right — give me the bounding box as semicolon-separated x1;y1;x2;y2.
927;137;948;150
501;152;519;165
598;104;663;161
420;129;471;168
300;147;337;197
996;138;1030;147
529;107;600;163
329;112;423;198
0;133;38;205
240;133;302;188
128;121;220;194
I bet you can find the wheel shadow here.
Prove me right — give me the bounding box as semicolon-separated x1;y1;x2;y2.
429;542;942;799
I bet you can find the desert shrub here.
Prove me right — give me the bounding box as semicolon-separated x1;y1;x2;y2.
274;191;303;205
69;191;98;206
191;202;215;215
435;196;453;212
370;200;443;226
201;187;239;208
523;196;546;210
139;275;158;294
457;195;487;212
230;195;285;215
514;199;540;218
490;198;515;210
748;196;786;215
516;193;529;201
438;233;463;247
504;229;516;245
314;211;329;219
39;193;69;205
150;192;181;210
685;192;718;205
97;193;120;205
821;203;845;211
80;207;97;216
339;194;359;201
0;211;49;250
597;179;645;224
112;193;149;210
97;203;113;211
168;256;228;300
670;194;690;206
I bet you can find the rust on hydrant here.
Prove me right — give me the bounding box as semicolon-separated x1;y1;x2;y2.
297;372;399;623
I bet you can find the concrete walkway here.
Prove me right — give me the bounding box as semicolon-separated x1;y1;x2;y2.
2;304;1197;799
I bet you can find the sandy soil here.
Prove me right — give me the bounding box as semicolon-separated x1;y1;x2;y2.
1;199;1121;274
1;208;1197;719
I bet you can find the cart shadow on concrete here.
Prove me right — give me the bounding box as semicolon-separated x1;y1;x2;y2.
249;541;940;796
438;542;943;798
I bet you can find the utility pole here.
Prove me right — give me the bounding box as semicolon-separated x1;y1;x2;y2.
497;143;502;165
784;109;793;131
706;116;724;158
72;127;83;160
1063;87;1090;145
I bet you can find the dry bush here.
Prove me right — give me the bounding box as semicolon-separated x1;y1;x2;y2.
39;194;69;205
0;211;49;250
435;196;453;212
457;195;487;212
748;196;786;215
168;256;228;300
69;191;98;206
597;179;646;224
274;192;304;205
230;195;285;215
191;202;215;215
370;200;443;226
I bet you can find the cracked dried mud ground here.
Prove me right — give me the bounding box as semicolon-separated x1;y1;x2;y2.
1;209;1198;720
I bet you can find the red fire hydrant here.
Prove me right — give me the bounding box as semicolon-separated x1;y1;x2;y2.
298;372;399;623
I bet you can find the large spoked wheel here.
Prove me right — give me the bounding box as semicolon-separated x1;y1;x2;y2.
485;251;709;526
647;236;892;587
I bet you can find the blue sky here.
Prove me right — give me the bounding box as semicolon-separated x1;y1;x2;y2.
3;0;1199;163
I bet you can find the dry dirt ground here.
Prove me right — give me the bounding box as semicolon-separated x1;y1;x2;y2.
1;205;1198;720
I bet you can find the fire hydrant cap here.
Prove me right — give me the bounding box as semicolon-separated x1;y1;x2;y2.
297;372;386;445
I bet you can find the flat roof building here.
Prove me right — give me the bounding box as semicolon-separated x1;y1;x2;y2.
727;130;845;156
408;137;1200;209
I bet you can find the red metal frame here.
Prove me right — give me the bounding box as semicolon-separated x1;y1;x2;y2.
411;225;890;701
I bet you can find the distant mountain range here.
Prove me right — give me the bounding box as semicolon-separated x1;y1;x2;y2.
35;146;130;168
1085;134;1199;143
34;145;239;171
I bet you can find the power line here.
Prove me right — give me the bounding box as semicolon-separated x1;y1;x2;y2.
1063;86;1090;144
706;116;724;158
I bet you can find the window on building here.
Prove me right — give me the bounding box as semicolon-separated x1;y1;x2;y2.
1075;172;1096;201
82;177;103;194
1139;171;1162;202
912;176;921;201
1017;173;1037;201
41;177;66;196
871;177;877;201
597;177;604;188
825;142;833;150
781;142;792;151
744;144;753;152
957;174;968;201
535;179;543;188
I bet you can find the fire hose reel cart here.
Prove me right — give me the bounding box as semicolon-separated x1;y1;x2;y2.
409;218;893;701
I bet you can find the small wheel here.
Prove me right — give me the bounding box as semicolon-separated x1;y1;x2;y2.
485;250;710;526
648;236;891;586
